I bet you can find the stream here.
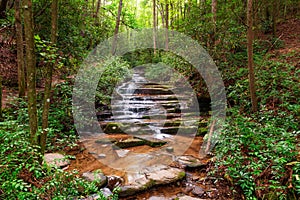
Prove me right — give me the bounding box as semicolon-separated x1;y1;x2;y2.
70;66;224;199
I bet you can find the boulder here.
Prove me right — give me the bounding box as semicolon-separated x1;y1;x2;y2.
192;186;205;196
114;138;146;148
119;164;185;197
82;171;107;188
44;153;70;168
107;175;124;191
134;135;167;147
175;155;206;169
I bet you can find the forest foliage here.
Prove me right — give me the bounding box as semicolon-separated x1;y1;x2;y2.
0;0;299;199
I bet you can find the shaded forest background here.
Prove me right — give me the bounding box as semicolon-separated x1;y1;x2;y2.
0;0;299;199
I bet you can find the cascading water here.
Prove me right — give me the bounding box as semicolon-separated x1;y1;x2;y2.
110;67;169;136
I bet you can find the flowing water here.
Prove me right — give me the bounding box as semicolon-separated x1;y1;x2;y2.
74;66;214;199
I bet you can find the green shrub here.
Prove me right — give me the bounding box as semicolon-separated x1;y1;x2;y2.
0;121;113;199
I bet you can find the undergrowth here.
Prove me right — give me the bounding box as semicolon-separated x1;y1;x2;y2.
0;120;115;199
214;48;300;199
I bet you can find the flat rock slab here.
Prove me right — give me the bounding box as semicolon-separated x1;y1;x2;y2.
82;172;107;188
134;135;167;147
178;195;206;200
114;138;146;148
119;164;185;197
175;155;206;169
44;153;70;168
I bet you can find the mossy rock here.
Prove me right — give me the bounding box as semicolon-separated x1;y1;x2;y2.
103;122;126;134
177;171;186;179
95;138;117;144
163;120;181;127
196;127;208;136
134;136;167;147
198;121;208;127
114;138;146;148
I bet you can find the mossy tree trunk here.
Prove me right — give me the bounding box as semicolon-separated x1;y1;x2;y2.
15;0;26;97
40;0;59;155
23;0;38;144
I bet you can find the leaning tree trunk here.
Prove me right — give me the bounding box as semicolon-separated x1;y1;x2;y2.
40;0;59;156
15;0;26;97
111;0;122;55
23;0;38;144
247;0;258;112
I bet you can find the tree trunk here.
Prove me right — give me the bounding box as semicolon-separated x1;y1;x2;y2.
170;2;174;30
159;3;165;28
165;0;169;50
272;0;278;37
111;0;122;55
23;0;38;143
15;0;26;97
95;0;101;19
211;0;217;44
40;0;59;155
153;0;157;54
247;0;258;112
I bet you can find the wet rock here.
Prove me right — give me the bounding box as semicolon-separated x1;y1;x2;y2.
98;154;106;159
107;175;124;191
163;120;181;127
44;153;70;168
134;135;167;147
134;88;173;95
82;171;107;188
161;127;196;135
166;146;174;153
103;122;127;134
182;184;193;194
100;187;113;197
177;195;205;200
95;138;117;144
192;186;205;197
114;138;146;148
115;149;130;157
148;196;169;200
119;164;185;197
176;155;206;169
160;127;179;134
